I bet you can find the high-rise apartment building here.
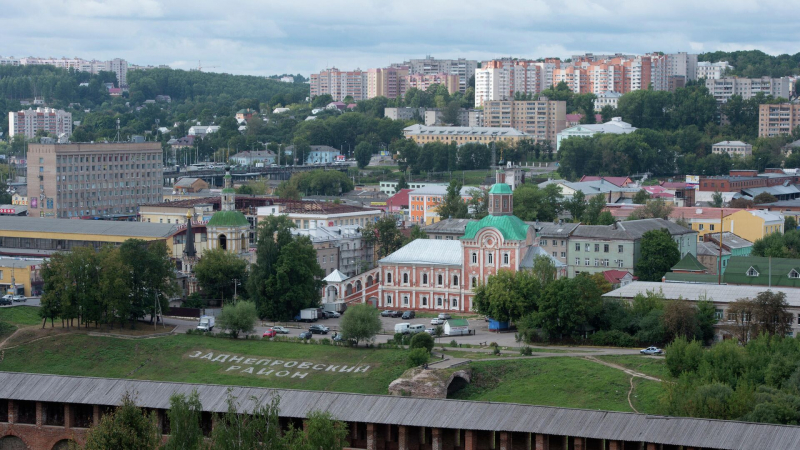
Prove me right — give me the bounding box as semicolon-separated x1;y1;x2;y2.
8;108;72;139
474;59;559;107
666;52;698;81
367;67;409;99
758;103;800;138
392;56;478;93
0;56;129;86
705;77;794;103
27;143;163;219
553;54;666;95
696;61;732;80
405;73;460;94
309;68;368;101
483;99;566;145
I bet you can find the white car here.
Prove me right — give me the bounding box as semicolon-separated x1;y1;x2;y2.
430;318;444;325
271;326;290;334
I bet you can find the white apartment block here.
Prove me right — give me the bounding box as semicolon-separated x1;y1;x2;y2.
0;56;128;86
696;61;732;80
712;140;752;158
393;57;478;93
474;59;557;107
8;108;72;139
705;77;794;103
666;52;698;81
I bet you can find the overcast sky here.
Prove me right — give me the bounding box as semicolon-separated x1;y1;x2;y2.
1;0;797;76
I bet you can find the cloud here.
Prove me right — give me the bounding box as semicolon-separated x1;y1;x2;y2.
0;0;798;76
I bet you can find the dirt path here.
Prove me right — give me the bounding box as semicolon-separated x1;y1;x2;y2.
627;377;639;413
582;356;662;382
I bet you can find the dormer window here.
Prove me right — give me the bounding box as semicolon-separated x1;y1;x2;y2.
790;269;800;279
746;267;759;277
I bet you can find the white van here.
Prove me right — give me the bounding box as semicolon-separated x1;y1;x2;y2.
408;324;425;334
394;322;411;334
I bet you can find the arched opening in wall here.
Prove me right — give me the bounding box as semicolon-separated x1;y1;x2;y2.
326;285;338;301
52;440;78;450
355;280;362;292
0;436;27;450
345;283;353;296
446;374;470;397
366;275;374;287
218;234;227;250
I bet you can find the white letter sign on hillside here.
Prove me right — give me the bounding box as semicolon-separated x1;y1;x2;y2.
187;351;370;379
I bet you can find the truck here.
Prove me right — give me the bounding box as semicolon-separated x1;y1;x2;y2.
294;308;319;323
322;302;347;314
197;315;215;332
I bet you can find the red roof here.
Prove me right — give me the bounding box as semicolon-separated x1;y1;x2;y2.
660;181;689;189
579;176;632;187
669;207;742;220
386;188;412;210
603;270;637;285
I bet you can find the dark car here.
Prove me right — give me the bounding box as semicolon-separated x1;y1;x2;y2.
0;298;10;306
309;325;329;335
298;331;313;339
401;311;415;320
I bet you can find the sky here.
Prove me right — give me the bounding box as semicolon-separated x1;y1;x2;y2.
1;0;798;77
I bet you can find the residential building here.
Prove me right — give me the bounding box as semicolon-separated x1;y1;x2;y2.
724;209;784;243
698;169;800;192
422;218;475;240
27;142;163;219
11;186;27;206
723;256;800;288
393;56;478;93
556;117;637;151
408;185;474;225
309;67;367;101
367;66;409;99
385;188;411;215
552;54;668;95
0;56;129;86
759;103;800;138
482;99;567;145
605;281;800;341
229;150;275;166
402;125;529;146
602;269;637;289
668;207;742;241
378;181;446;196
695;61;732;80
667;52;699;81
235;109;255;121
565;114;602;127
538;179;640;203
305;146;342;164
567;219;697;277
705;232;753;257
705;77;793;103
424;108;484;127
474;59;558;107
8;108;72;139
172;177;209;194
405;73;459;94
695;240;731;275
536;222;580;266
712;140;752;158
292;225;375;278
187;125;220;137
256;201;382;230
578;176;633;187
384;107;424;121
593;91;622;111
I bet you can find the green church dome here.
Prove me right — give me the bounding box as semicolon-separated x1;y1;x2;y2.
207;210;249;227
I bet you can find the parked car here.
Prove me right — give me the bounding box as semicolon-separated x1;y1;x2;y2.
381;310;395;317
430;318;444;325
309;325;329;335
1;295;12;302
640;346;664;355
11;295;25;303
438;313;451;320
394;322;411;334
272;326;289;334
424;327;436;335
299;331;313;339
401;311;415;320
262;329;277;338
327;311;341;318
0;297;10;306
408;324;425;334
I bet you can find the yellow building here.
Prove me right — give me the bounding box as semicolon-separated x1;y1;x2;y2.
403;125;529;145
140;201;216;225
0;216;178;258
723;210;784;243
0;258;43;297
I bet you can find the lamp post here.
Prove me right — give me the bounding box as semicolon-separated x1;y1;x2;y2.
232;278;241;300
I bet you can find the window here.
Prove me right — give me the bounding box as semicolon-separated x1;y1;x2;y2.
594;258;599;266
487;252;493;264
715;309;724;320
699;224;704;231
604;244;609;253
575;258;580;265
472;277;477;288
453;275;459;286
575;243;580;251
594;244;600;252
422;273;428;284
618;245;623;253
386;295;392;305
790;270;800;279
585;258;590;266
552;252;557;258
585;244;591;252
541;239;548;246
561;240;566;246
438;274;443;285
386;273;392;283
403;296;409;306
452;298;458;308
561;252;566;258
471;252;477;264
747;267;759;277
422;297;428;306
710;224;715;231
618;260;624;268
403;273;409;284
437;297;443;306
503;253;509;265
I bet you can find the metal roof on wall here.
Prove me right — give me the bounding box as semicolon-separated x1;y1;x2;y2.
1;372;799;450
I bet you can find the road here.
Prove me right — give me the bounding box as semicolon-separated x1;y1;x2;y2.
0;297;41;308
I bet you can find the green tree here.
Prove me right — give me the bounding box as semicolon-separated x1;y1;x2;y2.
194;248;248;302
753;192;779;204
512;183;563;222
217;300;258;338
662;300;699;342
211;392;285;450
407;348;429;368
410;332;435;353
339;303;382;346
362;216;404;258
164;391;204;450
563;190;587;221
530;254;557;287
632;189;651;204
406;225;428;243
248;216;294;319
711;190;725;208
264;236;324;320
354;141;374;169
441;100;462;125
635;229;681;281
786;216;798;232
596;211;616;225
395;173;409;193
467;188;489;219
236;184;255;195
84;393;161;450
473;271;540;323
301;410;350;450
119;239;177;327
628;198;674;220
437;179;469;219
581;194;607;225
526;275;603;341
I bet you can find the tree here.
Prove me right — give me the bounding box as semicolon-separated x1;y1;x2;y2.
473;271;540;323
526;275;603;340
530;255;557;287
628;198;674;220
264;236;324;320
513;183;563;222
236;184;255;195
395;173;409;193
563;190;587;221
596;211;616;225
786;216;798;232
354;141;374;169
362;216;404;258
662;300;699;342
247;216;294;319
84;393;161;450
582;194;607;225
635;229;681;281
217;300;258;338
711;190;725;208
729;198;755;209
410;332;435;353
695;298;718;344
302;410;350;450
407;348;429;368
441;100;462;125
119;239;177;327
339;303;382;346
211;392;285;450
754;192;779;204
194;248;248;302
467;188;489;219
164;391;204;450
751;291;792;338
632;189;651;205
406;225;428;243
437;179;469;219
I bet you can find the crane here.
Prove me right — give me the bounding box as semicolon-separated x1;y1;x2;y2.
196;61;219;72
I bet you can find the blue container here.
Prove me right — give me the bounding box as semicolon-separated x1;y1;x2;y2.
487;318;509;331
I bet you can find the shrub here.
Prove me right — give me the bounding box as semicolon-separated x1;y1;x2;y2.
489;342;498;347
450;339;459;347
407;348;429;368
410;332;434;353
393;333;406;344
520;346;533;356
320;338;331;345
493;347;501;356
666;336;704;377
588;330;636;347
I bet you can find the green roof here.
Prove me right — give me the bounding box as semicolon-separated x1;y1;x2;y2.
461;215;529;241
663;273;721;284
723;256;800;288
489;183;512;195
221;188;235;194
207;210;249;227
671;253;708;272
446;319;469;327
